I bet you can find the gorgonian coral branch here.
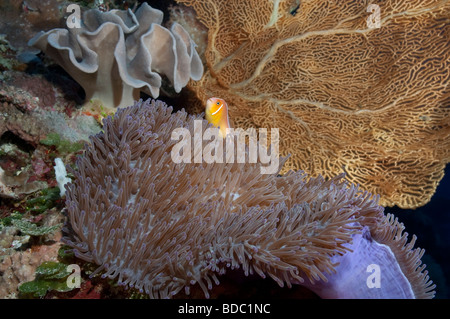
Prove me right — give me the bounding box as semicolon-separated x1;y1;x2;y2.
176;0;450;209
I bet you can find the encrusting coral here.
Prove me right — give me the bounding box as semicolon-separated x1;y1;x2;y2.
175;0;450;209
28;3;203;111
63;98;435;298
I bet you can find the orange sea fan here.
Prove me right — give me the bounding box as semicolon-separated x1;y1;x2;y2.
63;99;434;298
175;0;450;209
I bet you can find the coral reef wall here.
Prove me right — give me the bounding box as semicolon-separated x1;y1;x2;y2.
175;0;450;209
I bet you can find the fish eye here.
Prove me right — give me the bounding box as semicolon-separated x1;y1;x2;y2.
216;102;220;105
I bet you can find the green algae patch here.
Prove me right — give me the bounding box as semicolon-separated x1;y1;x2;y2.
26;187;61;214
40;133;84;154
12;219;61;237
18;261;75;298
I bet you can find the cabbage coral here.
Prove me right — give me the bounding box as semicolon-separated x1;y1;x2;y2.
63;99;435;298
28;3;203;111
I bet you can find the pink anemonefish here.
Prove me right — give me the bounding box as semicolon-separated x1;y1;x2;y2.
205;97;231;138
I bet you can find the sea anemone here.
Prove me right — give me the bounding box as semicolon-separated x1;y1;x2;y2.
63;99;434;298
